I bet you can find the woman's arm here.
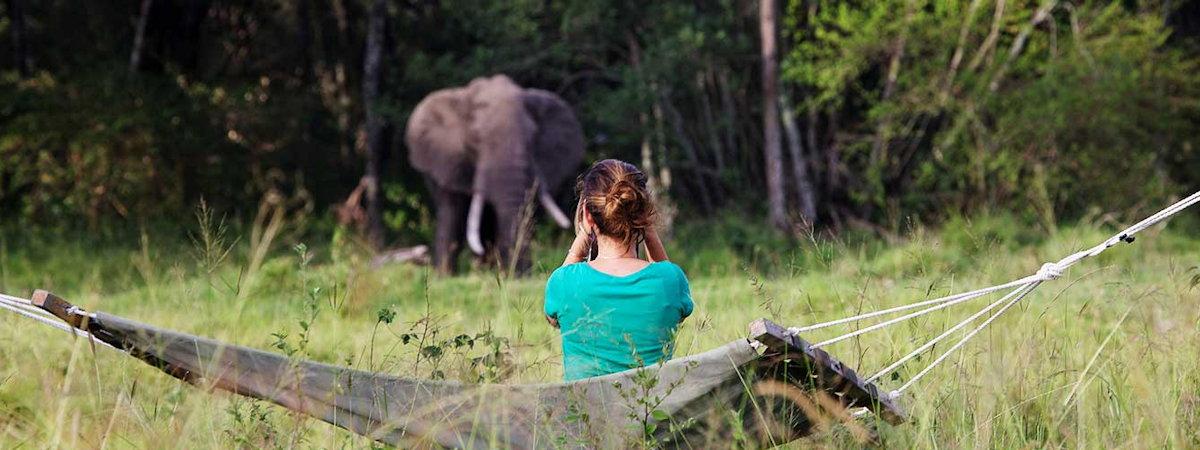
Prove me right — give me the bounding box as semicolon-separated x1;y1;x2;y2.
643;227;669;262
562;232;590;266
563;200;594;266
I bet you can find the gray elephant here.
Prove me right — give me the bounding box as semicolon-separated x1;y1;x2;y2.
406;74;585;274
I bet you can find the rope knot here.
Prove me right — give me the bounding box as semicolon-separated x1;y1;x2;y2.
1036;262;1063;280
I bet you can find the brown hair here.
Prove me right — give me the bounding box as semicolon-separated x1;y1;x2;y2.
576;159;656;248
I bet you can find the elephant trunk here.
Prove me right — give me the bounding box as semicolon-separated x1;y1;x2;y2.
466;193;486;256
538;183;571;229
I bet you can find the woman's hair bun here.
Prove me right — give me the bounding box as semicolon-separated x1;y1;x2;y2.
576;159;656;247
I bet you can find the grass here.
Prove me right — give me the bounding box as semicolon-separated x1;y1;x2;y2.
1;210;1199;448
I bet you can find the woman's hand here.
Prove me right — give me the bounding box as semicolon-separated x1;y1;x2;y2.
643;226;669;262
562;232;591;265
545;314;560;329
562;201;592;265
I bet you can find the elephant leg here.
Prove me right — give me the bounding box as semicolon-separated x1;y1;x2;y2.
494;200;534;276
432;185;470;275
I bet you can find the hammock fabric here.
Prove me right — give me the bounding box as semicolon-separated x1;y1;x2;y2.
25;290;903;449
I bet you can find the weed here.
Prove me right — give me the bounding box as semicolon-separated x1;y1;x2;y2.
612;337;700;449
224;399;280;449
189;199;238;277
747;264;782;318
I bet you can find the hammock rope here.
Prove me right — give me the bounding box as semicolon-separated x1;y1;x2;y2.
0;293;114;348
863;282;1033;383
894;282;1040;394
790;190;1200;396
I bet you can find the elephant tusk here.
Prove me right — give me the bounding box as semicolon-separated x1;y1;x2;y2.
466;194;486;256
539;187;571;229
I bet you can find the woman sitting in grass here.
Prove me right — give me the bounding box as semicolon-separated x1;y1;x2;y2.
544;159;694;381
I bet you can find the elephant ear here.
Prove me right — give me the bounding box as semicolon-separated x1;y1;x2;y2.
406;87;474;192
523;89;585;191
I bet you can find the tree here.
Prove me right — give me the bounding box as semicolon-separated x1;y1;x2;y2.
780;89;817;225
129;0;153;73
361;0;388;250
760;0;787;230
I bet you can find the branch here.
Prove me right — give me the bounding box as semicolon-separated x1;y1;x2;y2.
967;0;1008;73
988;0;1058;92
940;0;984;105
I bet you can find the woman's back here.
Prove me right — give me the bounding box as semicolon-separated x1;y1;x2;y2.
545;261;693;380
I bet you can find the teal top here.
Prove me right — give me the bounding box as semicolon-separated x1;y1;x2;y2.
544;261;694;381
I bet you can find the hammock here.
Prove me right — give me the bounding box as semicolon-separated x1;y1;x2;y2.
2;190;1196;448
1;291;901;448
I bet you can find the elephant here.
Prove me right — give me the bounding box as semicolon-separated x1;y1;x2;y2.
406;74;585;275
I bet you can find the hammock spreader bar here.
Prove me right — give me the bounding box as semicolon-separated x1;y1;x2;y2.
10;290;904;449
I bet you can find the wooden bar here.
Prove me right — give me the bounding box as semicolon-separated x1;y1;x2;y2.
31;289;86;328
749;318;906;425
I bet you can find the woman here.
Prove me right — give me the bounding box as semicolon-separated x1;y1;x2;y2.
543;159;694;381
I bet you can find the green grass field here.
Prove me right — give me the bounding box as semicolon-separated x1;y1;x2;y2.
1;213;1198;448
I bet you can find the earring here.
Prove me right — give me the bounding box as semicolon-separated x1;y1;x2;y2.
587;231;597;260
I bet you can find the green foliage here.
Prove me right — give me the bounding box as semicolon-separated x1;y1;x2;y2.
381;181;432;243
386;317;516;382
609;336;702;448
190;200;239;276
0;70;235;225
224;399;282;449
784;0;1200;225
983;4;1200;214
270;243;344;359
4;0;1196;238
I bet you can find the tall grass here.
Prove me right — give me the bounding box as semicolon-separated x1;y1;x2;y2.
0;211;1198;448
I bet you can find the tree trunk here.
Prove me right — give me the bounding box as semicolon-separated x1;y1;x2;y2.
661;93;715;213
628;33;676;236
129;0;154;73
716;69;738;170
824;107;844;195
6;0;31;77
780;89;817;225
697;68;726;173
361;0;388;250
869;12;909;172
759;0;787;230
330;0;355;163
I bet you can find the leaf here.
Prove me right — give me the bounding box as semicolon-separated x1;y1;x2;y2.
644;423;658;435
420;345;443;358
376;307;395;324
651;409;670;422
